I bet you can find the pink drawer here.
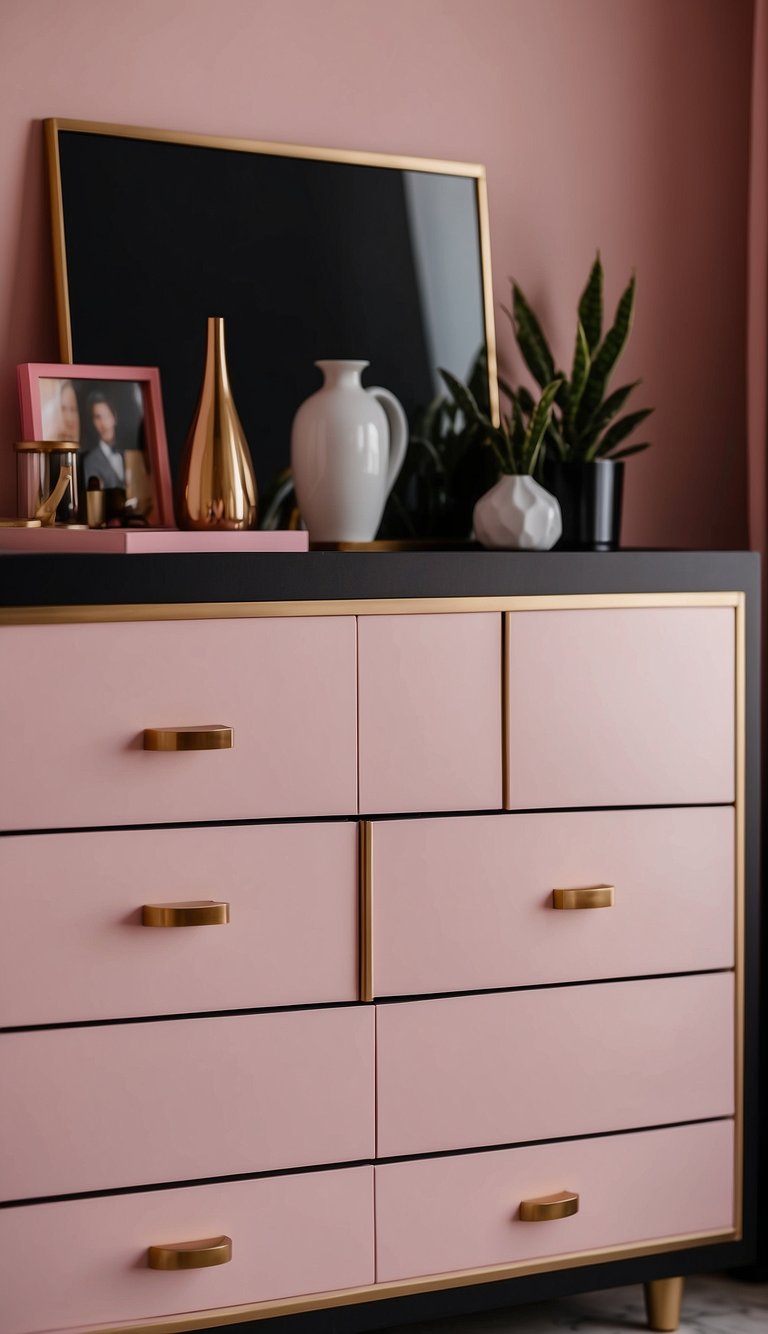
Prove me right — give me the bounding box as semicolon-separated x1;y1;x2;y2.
1;1008;374;1200
376;973;733;1157
0;1165;374;1334
375;1120;734;1281
0;821;358;1025
506;607;735;808
358;613;502;813
372;807;734;996
0;615;357;831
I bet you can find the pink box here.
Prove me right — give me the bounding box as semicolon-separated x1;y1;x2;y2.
0;527;308;553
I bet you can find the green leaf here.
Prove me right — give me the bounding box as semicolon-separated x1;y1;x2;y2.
554;376;571;450
438;368;491;429
500;419;518;470
599;273;636;370
409;435;447;473
487;423;513;474
588;406;653;460
509;284;556;387
467;348;492;414
516;385;536;416
511;395;526;450
581;381;640;445
577;274;636;433
569;321;591;421
578;253;603;352
545;415;567;461
604;440;651;460
523;378;562;474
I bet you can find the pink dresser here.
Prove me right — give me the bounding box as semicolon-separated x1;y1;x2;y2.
0;555;757;1334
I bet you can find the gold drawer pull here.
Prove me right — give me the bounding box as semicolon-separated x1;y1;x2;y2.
552;885;615;910
148;1235;232;1270
519;1190;579;1222
143;725;233;751
142;900;230;928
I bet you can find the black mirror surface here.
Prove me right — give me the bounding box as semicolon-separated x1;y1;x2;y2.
52;124;494;526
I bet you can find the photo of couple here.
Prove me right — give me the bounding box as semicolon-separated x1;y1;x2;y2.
40;376;155;520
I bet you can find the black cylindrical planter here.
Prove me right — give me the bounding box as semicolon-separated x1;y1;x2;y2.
545;459;625;551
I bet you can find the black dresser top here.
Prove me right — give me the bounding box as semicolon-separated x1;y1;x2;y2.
0;549;759;608
0;548;759;609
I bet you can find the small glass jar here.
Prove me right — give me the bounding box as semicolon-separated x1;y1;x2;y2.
14;441;81;525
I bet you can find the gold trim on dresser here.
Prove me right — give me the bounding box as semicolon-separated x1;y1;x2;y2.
552;886;615;910
359;821;374;1003
0;590;743;626
501;599;510;807
44;118;500;425
733;592;746;1237
67;1229;735;1334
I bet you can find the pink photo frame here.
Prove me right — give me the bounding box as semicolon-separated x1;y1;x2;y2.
17;363;175;527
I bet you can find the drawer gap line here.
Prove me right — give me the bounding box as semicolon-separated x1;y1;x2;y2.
0;800;736;840
0;812;364;839
373;1114;735;1166
372;966;735;1007
0;997;364;1034
0;1115;733;1210
1;969;736;1033
0;1156;377;1209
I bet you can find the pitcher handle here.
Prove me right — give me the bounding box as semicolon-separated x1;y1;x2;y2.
368;386;408;496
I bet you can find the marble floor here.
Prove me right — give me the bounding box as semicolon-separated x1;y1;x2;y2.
382;1275;768;1333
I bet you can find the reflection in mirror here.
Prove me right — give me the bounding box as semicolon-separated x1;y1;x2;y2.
49;122;497;537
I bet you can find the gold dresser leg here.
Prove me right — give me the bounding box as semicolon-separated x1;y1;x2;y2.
644;1277;685;1332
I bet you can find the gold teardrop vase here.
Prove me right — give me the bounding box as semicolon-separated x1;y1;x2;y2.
178;316;258;530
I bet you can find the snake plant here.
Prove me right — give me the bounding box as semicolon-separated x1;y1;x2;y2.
509;254;653;462
379;349;498;538
438;368;562;477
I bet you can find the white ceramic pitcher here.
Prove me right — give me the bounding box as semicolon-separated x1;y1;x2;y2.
290;360;408;542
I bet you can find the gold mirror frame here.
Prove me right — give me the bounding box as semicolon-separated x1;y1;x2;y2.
44;117;499;425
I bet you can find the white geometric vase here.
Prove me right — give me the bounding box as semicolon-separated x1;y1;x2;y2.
473;474;562;551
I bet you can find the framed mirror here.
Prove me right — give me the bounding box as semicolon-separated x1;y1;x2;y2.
46;118;498;535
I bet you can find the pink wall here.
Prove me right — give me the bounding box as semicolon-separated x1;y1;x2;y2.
0;0;754;546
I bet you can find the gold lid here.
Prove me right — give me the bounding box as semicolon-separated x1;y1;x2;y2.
14;440;80;453
0;518;43;527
